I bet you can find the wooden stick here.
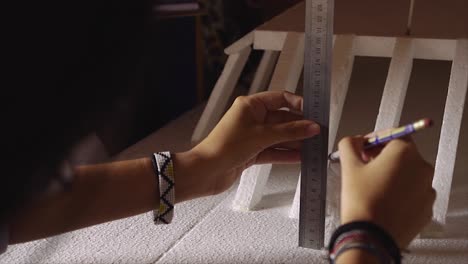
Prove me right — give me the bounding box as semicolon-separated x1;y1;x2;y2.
191;47;251;143
432;39;468;225
225;31;254;55
232;164;272;211
328;35;357;153
233;33;304;211
374;38;415;131
268;32;305;92
248;50;280;95
289;177;301;218
254;33;456;61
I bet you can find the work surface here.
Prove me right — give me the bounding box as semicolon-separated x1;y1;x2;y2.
2;58;468;263
1;105;467;263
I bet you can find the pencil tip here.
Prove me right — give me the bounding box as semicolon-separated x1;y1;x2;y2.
423;118;433;127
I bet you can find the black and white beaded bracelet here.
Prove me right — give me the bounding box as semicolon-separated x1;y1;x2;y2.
151;152;175;224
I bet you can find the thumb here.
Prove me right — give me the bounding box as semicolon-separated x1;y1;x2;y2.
265;120;320;145
338;136;366;171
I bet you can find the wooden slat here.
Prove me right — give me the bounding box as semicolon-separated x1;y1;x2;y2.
289;177;301;218
268;32;305;92
233;33;304;210
328;35;357;151
248;51;280;95
255;35;456;61
225;31;254;55
433;39;468;225
232;164;272;211
374;38;415;131
191;47;251;143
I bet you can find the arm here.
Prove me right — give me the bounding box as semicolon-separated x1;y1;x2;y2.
8;151;219;243
9;91;319;244
9;157;157;243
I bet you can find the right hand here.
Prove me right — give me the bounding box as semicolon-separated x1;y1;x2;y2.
338;136;436;248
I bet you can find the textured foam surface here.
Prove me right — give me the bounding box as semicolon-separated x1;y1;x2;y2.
1;103;467;263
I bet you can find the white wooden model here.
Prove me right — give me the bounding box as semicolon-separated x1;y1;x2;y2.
192;2;468;238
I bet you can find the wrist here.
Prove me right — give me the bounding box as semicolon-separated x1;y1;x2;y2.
341;212;404;249
329;221;402;264
336;249;380;264
171;149;214;203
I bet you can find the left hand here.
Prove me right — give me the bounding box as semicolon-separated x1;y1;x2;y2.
174;91;320;201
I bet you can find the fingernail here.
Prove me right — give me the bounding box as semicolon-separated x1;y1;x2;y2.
307;123;320;134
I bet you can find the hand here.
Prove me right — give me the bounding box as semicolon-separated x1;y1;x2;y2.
338;136;436;248
174;91;319;202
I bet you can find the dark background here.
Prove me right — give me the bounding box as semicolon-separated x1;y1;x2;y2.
97;0;303;155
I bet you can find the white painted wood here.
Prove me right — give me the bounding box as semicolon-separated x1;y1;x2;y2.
324;167;341;244
248;50;280;95
289;177;301;218
192;47;252;143
354;37;454;60
232;164;273;211
254;30;289;51
374;38;415;131
328;35;357;153
233;33;305;211
254;33;456;61
290;35;356;219
412;38;456;61
225;31;254;55
352;36;396;58
433;39;468;225
268;32;305;92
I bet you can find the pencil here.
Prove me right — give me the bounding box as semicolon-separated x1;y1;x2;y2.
328;118;433;162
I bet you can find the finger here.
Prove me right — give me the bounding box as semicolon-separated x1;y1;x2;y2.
422;189;436;224
267;120;320;145
265;110;303;124
249;91;303;112
429;188;437;205
421;160;435;186
376;137;417;163
362;146;384;162
272;140;302;150
338;136;366;170
361;130;390;162
255;148;301;164
363;128;395;160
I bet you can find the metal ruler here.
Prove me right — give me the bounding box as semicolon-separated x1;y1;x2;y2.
299;0;334;249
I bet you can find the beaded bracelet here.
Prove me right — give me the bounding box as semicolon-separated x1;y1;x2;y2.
328;221;402;264
151;152;175;224
330;230;391;263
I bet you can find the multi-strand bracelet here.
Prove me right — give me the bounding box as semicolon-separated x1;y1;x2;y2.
328;221;402;264
151;152;175;224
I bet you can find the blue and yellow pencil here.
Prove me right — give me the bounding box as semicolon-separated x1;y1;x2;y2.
328;118;433;162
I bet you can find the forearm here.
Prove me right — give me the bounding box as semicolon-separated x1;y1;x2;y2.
9;150;214;244
9;157;158;243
